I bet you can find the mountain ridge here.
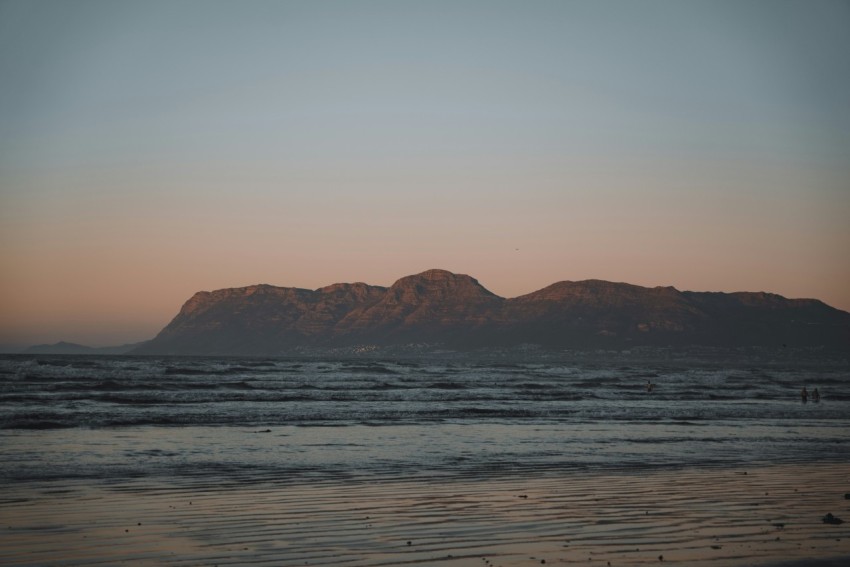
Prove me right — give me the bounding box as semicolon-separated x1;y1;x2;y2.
134;269;850;355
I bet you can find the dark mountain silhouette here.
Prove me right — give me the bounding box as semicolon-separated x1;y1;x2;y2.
23;341;145;355
23;341;95;355
134;269;850;355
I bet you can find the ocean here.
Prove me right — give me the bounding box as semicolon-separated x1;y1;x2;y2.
2;350;848;483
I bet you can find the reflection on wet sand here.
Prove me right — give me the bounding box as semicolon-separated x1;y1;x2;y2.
2;463;848;566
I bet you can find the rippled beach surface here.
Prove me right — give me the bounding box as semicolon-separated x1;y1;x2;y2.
1;350;848;565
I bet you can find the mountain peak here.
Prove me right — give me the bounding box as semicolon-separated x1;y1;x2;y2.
414;268;465;280
390;269;500;298
330;269;503;338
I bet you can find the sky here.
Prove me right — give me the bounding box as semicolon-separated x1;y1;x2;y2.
1;0;849;347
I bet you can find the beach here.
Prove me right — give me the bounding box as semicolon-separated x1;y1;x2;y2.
3;462;849;566
2;353;849;565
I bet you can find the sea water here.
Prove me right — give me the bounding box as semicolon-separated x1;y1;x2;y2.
1;350;849;485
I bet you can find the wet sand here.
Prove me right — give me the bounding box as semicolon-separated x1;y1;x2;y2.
2;463;848;566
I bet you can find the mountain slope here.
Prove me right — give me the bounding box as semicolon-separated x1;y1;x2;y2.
333;269;504;343
134;270;850;354
140;283;386;355
500;280;706;346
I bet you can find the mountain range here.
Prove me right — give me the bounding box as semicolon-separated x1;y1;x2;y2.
133;269;850;355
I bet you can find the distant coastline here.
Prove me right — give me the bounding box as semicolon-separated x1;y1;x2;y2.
18;341;146;356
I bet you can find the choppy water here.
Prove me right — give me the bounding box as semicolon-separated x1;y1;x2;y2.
1;351;848;483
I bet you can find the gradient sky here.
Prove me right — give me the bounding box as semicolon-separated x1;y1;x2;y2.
1;0;849;346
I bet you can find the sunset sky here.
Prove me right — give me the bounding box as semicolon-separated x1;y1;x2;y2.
1;0;849;347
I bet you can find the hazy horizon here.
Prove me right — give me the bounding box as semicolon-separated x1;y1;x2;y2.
2;0;849;347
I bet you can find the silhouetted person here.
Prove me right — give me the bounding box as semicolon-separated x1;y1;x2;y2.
646;380;654;392
812;388;820;403
801;386;808;403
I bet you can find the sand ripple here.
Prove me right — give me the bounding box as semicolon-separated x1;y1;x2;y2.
2;464;849;566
